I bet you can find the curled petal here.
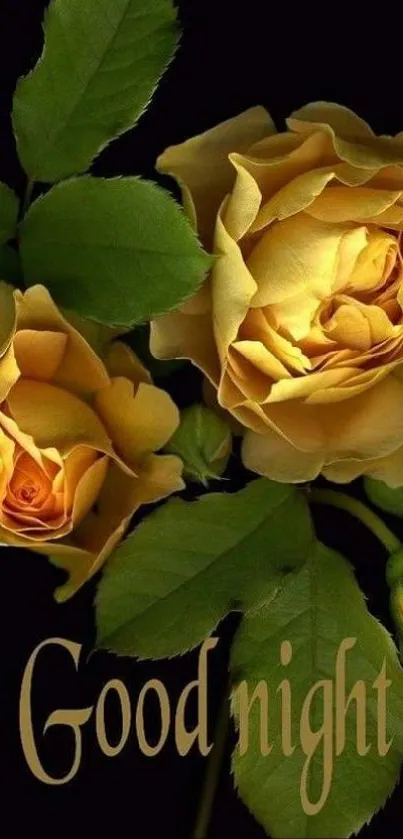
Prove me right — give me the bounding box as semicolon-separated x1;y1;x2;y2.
250;169;335;233
15;285;109;394
288;101;403;169
157;107;274;245
213;200;257;360
13;330;68;380
0;344;20;402
150;308;220;385
7;379;114;456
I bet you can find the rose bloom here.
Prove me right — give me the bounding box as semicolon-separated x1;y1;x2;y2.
0;285;183;600
151;102;403;486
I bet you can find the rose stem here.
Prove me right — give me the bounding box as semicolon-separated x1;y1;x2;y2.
309;488;401;554
191;678;231;839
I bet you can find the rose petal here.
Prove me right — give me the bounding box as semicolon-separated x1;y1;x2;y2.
0;429;14;499
307;186;403;222
320;374;403;459
212;199;257;359
15;286;110;394
250;169;335;233
347;231;398;293
223;159;262;241
268;367;356;403
364;448;403;487
123;452;185;506
13;330;68;380
289;102;375;139
333;226;368;292
64;446;98;511
95;379;180;467
242;427;323;483
218;367;247;409
0;410;62;470
0;344;20;402
51;453;184;601
268;291;322;341
150;308;220;385
7;379;113;456
0;505;71;538
306;364;395;404
324;304;372;350
233;131;334;201
241;308;311;373
247;132;301;159
0;281;16;359
71;455;108;526
106;340;151;385
288;101;403;169
261;400;326;452
248;215;344;306
321;452;403;485
225;352;273;403
356;206;403;229
40;544;96;603
179;282;212;315
157;106;274;245
232;339;291;380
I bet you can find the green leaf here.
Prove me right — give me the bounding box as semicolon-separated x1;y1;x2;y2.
96;478;313;659
0;183;18;245
19;176;211;326
231;542;403;839
364;476;403;517
0;245;23;286
12;0;179;183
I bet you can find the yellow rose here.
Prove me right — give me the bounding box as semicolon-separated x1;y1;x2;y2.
0;284;184;600
151;102;403;486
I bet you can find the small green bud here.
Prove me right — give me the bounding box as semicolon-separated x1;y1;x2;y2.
390;582;403;634
386;547;403;587
364;476;403;518
165;404;232;486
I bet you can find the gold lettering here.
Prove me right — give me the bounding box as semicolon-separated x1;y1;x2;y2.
136;679;170;757
175;637;218;756
19;637;92;784
235;680;272;757
276;640;295;757
300;679;333;816
335;638;370;756
96;679;131;757
373;659;393;756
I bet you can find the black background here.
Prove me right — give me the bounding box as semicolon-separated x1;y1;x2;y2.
0;0;403;836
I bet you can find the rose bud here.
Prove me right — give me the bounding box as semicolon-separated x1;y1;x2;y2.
165;403;232;486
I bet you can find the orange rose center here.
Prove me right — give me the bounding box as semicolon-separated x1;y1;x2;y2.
9;458;50;507
2;450;60;525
